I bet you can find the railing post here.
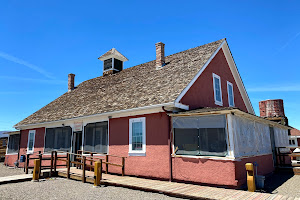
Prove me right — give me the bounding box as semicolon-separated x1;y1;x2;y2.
105;155;108;174
67;153;70;179
122;157;125;176
38;151;42;176
26;154;30;174
82;156;86;183
54;151;57;175
94;161;101;187
50;151;54;177
32;159;41;182
90;153;94;171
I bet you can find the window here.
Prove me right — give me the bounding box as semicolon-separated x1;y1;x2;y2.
129;117;146;156
84;122;108;154
104;58;113;71
27;130;36;154
213;73;223;106
45;127;72;152
227;81;235;107
289;139;296;146
7;134;20;154
2;139;6;147
175;128;227;157
173;115;227;157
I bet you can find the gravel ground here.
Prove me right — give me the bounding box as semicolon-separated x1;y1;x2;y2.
0;163;27;177
0;178;181;200
264;173;300;198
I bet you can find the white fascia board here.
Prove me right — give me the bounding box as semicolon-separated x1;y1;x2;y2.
174;102;189;110
175;40;226;103
221;41;255;114
15;102;188;130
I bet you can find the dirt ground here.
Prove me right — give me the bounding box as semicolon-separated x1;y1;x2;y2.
0;162;26;177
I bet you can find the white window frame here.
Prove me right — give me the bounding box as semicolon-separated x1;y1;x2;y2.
227;81;235;107
212;73;223;106
27;130;36;154
129;117;146;156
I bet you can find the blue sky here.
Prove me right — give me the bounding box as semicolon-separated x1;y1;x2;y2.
0;1;299;130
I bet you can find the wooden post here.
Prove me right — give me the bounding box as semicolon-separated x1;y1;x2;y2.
26;154;30;174
122;157;125;176
67;153;70;179
245;163;256;192
50;151;54;177
105;155;108;174
94;161;101;187
82;156;86;183
38;151;42;176
54;151;57;175
90;153;93;171
32;159;41;181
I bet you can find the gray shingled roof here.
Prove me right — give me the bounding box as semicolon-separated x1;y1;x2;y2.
15;39;224;126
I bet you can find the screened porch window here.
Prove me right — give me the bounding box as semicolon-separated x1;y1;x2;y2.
173;115;227;157
7;134;20;154
84;122;108;154
45;127;72;152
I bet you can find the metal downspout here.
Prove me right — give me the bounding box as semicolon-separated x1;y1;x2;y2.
162;106;172;182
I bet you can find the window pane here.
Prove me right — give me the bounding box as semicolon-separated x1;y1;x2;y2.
7;134;20;154
45;129;55;152
132;121;143;150
84;122;108;153
228;84;234;106
84;124;94;152
28;132;34;151
45;127;71;152
174;129;199;155
214;77;221;102
199;128;227;156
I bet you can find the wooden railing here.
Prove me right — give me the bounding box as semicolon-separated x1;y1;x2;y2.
276;147;300;167
76;150;126;175
26;150;126;184
25;151;67;174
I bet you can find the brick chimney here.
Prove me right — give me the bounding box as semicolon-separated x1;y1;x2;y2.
68;73;75;92
259;99;288;125
155;42;165;68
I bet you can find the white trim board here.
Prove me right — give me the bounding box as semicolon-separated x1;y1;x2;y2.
175;39;255;114
15;102;188;130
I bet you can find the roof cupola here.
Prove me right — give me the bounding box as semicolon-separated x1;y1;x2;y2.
98;48;128;76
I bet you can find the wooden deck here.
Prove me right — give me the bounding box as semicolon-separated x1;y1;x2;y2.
0;174;32;185
58;167;298;200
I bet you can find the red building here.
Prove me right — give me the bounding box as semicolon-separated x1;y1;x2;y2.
5;39;290;188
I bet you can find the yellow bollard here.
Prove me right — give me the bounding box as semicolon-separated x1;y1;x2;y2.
32;159;41;182
245;163;256;192
94;161;101;187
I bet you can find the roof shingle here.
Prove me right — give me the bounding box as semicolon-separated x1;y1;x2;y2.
15;39;224;126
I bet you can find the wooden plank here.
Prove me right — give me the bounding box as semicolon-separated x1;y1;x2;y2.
70;161;83;166
82;156;86;183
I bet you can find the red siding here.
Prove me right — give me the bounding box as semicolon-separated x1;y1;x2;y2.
180;49;248;112
4;154;18;167
6;127;45;167
108;112;170;179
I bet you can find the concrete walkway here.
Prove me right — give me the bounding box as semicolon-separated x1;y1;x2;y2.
58;168;298;200
0;174;32;185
